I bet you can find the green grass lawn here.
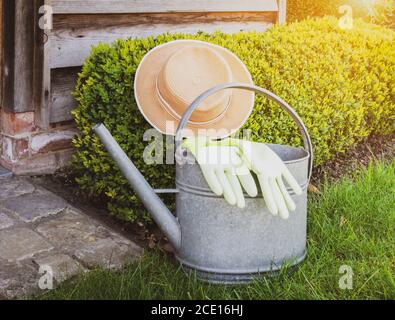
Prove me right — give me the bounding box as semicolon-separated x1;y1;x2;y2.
41;161;394;300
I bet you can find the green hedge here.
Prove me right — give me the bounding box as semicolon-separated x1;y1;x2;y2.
72;17;395;222
287;0;395;27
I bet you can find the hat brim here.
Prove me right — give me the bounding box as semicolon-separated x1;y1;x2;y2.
134;40;254;138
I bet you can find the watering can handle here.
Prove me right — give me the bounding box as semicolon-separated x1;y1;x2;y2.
175;82;313;183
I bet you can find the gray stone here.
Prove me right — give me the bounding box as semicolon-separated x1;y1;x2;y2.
0;228;53;261
37;210;143;269
0;179;34;201
36;211;99;252
0;165;12;180
0;212;14;230
34;254;84;283
0;259;39;299
0;181;143;298
74;238;141;269
1;191;67;222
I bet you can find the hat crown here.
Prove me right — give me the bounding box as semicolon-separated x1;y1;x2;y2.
134;39;254;137
158;45;232;123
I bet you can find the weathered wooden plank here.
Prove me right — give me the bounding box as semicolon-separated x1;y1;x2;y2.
277;0;287;25
35;30;52;128
2;1;15;112
50;12;274;68
13;0;38;113
52;0;278;14
34;0;51;129
3;0;36;112
51;23;273;69
0;0;3;104
50;67;79;123
53;11;276;30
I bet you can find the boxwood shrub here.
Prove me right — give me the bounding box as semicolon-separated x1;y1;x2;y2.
72;17;395;222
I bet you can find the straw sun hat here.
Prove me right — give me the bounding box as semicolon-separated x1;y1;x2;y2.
134;40;254;137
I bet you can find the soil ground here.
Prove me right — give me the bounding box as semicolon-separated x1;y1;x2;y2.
311;133;395;184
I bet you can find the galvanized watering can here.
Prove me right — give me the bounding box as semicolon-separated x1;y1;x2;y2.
93;83;313;283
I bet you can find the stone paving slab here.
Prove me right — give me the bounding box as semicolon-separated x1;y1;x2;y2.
0;228;53;261
34;253;84;283
74;238;136;269
0;179;35;201
0;259;39;299
36;210;102;252
0;165;12;179
0;177;143;298
36;209;143;269
1;190;68;223
0;212;14;230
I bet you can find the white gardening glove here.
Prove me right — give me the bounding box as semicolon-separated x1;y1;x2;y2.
183;137;257;208
215;139;302;219
239;140;302;219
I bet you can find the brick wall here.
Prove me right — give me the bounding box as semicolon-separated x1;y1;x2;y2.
0;110;77;175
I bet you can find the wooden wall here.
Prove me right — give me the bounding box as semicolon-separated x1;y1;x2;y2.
0;0;3;105
38;1;283;126
2;0;44;114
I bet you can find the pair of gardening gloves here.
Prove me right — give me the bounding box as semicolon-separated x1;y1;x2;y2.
182;137;302;219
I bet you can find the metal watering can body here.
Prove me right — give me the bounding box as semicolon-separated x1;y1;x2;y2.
93;83;313;283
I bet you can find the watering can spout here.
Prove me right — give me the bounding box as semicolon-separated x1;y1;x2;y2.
93;123;182;250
